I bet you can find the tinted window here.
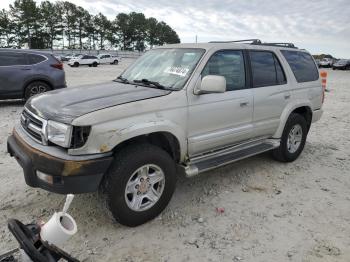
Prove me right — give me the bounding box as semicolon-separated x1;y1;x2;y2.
250;51;286;87
281;50;319;82
27;54;46;64
0;52;27;66
202;50;246;91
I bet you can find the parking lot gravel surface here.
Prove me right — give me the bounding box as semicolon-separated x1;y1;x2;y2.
0;62;349;261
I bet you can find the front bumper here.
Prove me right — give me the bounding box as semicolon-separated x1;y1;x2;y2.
7;129;113;194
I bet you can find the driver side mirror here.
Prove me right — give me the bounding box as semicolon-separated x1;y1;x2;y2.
194;75;226;95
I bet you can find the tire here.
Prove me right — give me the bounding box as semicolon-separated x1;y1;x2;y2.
272;113;308;162
113;60;119;65
74;62;79;67
24;81;51;100
92;62;98;67
88;64;92;67
102;143;177;227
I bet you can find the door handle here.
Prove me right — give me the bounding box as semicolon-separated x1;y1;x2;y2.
284;94;291;99
21;68;31;71
240;101;249;107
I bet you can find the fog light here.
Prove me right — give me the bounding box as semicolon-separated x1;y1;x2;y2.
36;171;54;185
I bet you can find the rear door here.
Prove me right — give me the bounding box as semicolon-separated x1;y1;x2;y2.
81;55;90;65
0;52;31;98
249;50;288;138
104;54;111;63
99;55;107;63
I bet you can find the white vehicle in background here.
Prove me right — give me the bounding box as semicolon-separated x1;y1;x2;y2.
319;58;333;68
97;53;120;65
68;55;99;67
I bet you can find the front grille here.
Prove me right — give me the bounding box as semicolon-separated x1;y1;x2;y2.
20;109;45;143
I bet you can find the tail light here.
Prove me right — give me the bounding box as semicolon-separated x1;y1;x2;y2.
50;63;63;70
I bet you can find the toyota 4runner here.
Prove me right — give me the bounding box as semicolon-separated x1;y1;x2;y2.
7;40;324;227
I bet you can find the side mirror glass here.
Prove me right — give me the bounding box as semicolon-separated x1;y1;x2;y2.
194;75;226;95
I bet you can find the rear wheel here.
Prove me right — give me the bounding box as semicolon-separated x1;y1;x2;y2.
92;62;98;67
74;62;79;67
113;60;119;65
272;113;307;162
102;144;177;227
24;81;51;100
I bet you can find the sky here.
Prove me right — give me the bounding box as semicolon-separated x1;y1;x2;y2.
1;0;349;57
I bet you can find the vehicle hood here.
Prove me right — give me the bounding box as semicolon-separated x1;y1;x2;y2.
26;81;171;124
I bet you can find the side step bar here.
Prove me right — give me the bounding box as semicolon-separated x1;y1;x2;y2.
185;139;280;177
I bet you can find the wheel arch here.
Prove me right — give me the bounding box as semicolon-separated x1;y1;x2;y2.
273;102;313;138
112;131;181;163
22;78;53;97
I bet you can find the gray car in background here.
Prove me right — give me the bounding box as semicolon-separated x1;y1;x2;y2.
0;49;66;100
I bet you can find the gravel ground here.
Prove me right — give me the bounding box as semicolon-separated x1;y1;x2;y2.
0;63;349;262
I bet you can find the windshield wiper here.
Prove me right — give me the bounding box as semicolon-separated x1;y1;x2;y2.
133;79;169;90
114;75;130;83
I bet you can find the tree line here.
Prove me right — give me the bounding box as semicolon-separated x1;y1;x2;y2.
0;0;180;51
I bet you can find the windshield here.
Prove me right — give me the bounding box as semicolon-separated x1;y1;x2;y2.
119;48;205;90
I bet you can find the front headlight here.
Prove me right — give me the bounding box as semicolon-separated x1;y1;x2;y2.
47;120;72;148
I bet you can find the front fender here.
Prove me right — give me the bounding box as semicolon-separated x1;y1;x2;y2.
69;119;187;161
272;100;312;138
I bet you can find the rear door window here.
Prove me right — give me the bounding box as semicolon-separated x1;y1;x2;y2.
281;50;319;82
249;51;286;87
0;52;27;66
202;50;246;91
27;54;46;65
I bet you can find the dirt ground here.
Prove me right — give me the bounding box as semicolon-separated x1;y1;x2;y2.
0;61;349;262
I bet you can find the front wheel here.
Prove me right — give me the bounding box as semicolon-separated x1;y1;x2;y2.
102;144;177;227
92;62;98;67
272;113;307;162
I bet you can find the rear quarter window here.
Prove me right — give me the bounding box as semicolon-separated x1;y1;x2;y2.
281;50;319;82
27;54;46;65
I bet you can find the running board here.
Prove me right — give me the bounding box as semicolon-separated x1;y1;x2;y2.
184;139;280;177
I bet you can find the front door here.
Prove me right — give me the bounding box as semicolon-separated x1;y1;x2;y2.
187;50;254;156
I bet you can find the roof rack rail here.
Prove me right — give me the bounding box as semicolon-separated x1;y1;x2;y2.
209;39;262;44
208;39;298;49
258;42;298;49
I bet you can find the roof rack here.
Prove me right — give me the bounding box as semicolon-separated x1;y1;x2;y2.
209;39;262;44
208;39;298;49
259;42;297;49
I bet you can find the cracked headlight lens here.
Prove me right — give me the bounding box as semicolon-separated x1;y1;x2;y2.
47;120;72;148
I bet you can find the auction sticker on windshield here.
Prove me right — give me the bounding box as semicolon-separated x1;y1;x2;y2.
164;66;189;77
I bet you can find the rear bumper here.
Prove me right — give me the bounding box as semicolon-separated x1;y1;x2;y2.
7;130;113;194
312;109;323;123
